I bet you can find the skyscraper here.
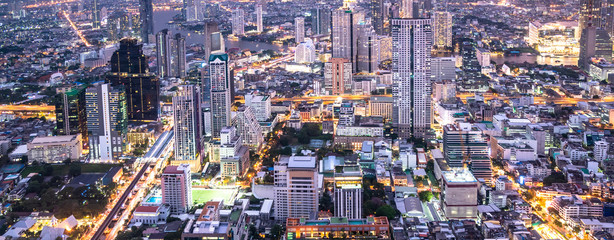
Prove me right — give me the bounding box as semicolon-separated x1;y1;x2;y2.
356;21;379;73
431;11;452;49
156;29;171;78
295;17;305;44
86;83;127;162
443;122;491;184
334;165;363;219
232;8;245;36
274;155;319;221
256;4;263;33
170;33;187;78
173;85;202;172
579;27;613;69
92;0;100;29
209;53;231;139
324;58;352;95
311;7;331;36
295;38;317;63
371;0;385;35
579;0;603;32
162;164;193;214
332;9;355;63
401;0;413;18
139;0;154;43
203;21;220;59
392;19;432;139
107;38;160;122
55;87;87;143
210;32;225;55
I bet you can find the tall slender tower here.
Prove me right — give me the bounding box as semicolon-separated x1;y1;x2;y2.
86;83;127;162
311;7;331;35
371;0;384;35
431;11;452;49
156;29;171;78
139;0;154;43
170;33;187;78
332;9;354;63
162;164;192;214
295;17;305;44
232;8;245;35
392;18;432;139
107;38;160;122
173;85;202;172
209;53;232;139
203;21;220;59
256;4;263;33
92;0;100;29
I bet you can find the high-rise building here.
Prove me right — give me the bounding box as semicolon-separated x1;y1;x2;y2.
86;83;127;162
232;105;263;148
333;165;363;219
324;58;352;95
244;94;271;122
107;38;160;122
170;33;187;78
441;170;478;220
210;32;225;55
156;29;171;78
401;0;413;18
232;8;245;36
371;0;385;35
392;19;432;139
295;17;305;44
274;155;319;221
443;122;492;183
295;38;317;63
107;10;131;41
92;0;100;29
431;11;452;49
311;7;331;35
579;0;603;33
356;21;379;73
256;4;263;33
332;9;355;63
203;22;220;59
209;53;232;138
162;164;192;214
139;0;154;43
579;27;613;69
173;85;202;172
594;140;610;162
431;56;456;81
55;87;87;143
219;126;250;177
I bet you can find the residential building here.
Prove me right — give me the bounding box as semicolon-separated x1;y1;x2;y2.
431;11;452;49
324;58;352;95
209;53;232;138
295;17;305;44
232;8;244;35
162;164;192;214
172;85;202;172
274;155;319;221
392;18;432;139
333;165;363;219
443;122;492;183
86;83;128;162
27;135;82;163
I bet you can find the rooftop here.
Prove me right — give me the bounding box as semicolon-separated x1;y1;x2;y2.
30;135;79;144
442;170;478;183
288;155;317;169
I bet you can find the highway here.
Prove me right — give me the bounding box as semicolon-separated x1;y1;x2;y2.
91;162;150;240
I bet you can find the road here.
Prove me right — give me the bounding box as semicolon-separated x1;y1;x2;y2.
91;163;150;240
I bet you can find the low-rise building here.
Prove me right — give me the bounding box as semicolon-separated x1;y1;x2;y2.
285;217;390;239
27;134;82;163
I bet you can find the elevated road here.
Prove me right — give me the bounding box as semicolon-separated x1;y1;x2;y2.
91;162;150;240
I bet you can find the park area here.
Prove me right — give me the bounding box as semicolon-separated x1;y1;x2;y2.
192;188;237;204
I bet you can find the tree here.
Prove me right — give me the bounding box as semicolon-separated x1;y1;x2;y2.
543;171;566;186
69;163;81;177
270;224;283;240
280;147;292;156
375;205;398;220
42;164;54;176
418;191;433;202
319;190;333;212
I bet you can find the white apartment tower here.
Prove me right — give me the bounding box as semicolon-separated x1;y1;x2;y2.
232;8;245;35
295;17;305;44
392;18;432;139
172;85;202;172
256;4;263;33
